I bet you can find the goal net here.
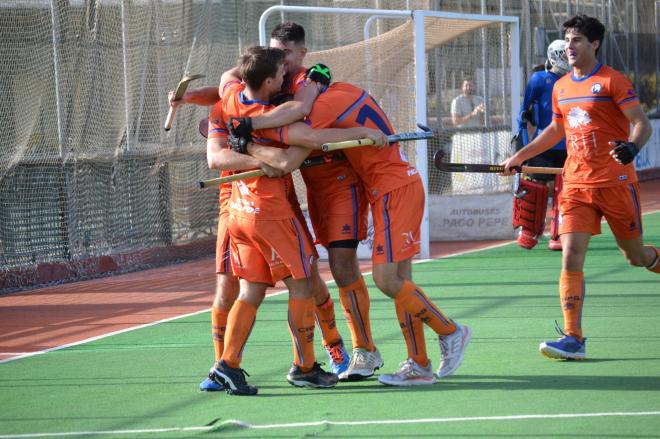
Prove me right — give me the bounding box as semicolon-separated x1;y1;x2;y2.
259;6;520;255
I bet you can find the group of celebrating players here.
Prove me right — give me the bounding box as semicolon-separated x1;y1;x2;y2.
169;14;659;396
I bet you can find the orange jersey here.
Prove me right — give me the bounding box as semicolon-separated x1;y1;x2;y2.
299;82;421;201
552;64;640;188
222;82;295;220
208;101;232;208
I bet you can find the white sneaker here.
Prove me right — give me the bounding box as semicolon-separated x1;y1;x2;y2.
378;358;436;386
338;348;383;381
437;322;471;378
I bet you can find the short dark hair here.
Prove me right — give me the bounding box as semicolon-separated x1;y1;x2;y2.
238;46;285;90
270;22;305;45
563;14;605;55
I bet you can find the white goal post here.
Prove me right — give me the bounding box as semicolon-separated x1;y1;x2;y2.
259;6;520;259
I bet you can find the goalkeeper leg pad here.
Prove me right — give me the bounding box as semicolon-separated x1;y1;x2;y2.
513;178;549;249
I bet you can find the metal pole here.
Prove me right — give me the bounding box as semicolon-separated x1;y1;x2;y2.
480;0;490;128
413;10;430;259
50;0;65;158
655;1;660;115
120;0;131;151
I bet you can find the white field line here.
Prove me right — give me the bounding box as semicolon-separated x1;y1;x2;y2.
2;411;660;438
0;240;512;365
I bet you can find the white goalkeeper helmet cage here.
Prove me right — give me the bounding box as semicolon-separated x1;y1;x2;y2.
547;39;570;74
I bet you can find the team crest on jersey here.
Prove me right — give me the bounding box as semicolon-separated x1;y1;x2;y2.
591;83;602;94
567;106;591;128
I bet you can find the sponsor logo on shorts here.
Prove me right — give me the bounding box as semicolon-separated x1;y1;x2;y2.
558;213;563;225
401;231;414;249
342;224;351;234
376;244;384;255
629;221;636;231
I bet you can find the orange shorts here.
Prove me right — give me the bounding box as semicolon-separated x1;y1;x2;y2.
371;181;424;264
559;183;643;240
215;210;231;274
307;183;369;247
228;214;316;285
290;192;319;260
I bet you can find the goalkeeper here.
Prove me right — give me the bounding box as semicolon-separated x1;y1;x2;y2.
512;39;570;251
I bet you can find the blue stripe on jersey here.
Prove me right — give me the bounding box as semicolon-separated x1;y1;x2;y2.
629;184;643;235
336;91;368;123
382;193;393;262
291;218;310;278
239;91;271;106
557;96;612;105
209;128;228;134
618;96;639;106
570;63;602;82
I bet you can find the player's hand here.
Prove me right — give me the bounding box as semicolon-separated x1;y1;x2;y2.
229;117;253;140
228;133;249;154
364;128;388;148
499;155;523;176
609;140;639;165
305;63;332;88
260;162;284;178
168;90;185;108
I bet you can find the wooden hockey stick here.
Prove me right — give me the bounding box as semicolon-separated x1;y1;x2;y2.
197;153;346;189
164;74;205;131
321;123;434;152
433;150;562;175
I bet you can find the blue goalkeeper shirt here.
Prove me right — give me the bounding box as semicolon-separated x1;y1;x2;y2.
517;70;566;150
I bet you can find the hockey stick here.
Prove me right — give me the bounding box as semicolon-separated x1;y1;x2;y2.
164;74;205;131
321;123;434;152
433;150;562;175
197;153;346;189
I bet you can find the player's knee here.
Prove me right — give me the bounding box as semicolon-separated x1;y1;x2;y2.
372;272;398;298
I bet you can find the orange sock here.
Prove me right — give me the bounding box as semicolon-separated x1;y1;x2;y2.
220;300;257;369
560;269;585;340
211;306;230;362
645;246;660;273
315;295;341;347
395;301;428;367
338;277;375;352
394;280;456;336
287;297;316;372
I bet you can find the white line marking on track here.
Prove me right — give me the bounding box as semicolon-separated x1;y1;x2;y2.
2;411;660;438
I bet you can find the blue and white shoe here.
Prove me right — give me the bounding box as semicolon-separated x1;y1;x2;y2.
539;323;586;360
199;370;223;391
325;339;350;376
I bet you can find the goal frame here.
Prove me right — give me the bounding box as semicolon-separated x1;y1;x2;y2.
259;6;520;259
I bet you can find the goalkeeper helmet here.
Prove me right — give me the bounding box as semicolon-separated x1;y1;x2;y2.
547;39;570;74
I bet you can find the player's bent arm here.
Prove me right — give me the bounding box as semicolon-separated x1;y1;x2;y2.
623;106;652;149
285;121;387;150
207;137;262;170
247;143;311;173
500;120;564;174
251;83;321;130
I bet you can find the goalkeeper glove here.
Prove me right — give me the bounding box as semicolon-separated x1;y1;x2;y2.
228;133;249;154
306;63;332;88
610;140;639;165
